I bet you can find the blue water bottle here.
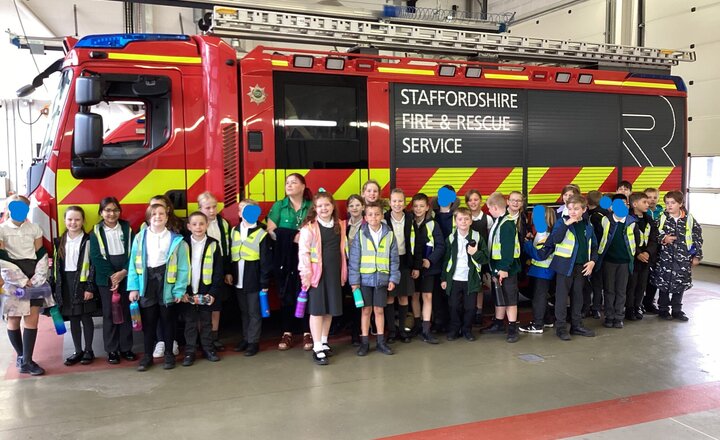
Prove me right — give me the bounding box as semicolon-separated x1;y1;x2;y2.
259;290;270;318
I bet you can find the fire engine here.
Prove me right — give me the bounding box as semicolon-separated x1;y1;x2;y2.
16;3;694;251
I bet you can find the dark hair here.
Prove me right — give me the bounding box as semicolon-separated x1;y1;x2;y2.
465;189;482;204
98;197;121;215
302;192;341;234
618;180;633;190
364;201;383;214
586;190;602;207
629;192;647;207
286;173;313;201
58;206;86;260
561;185;581;196
664;190;684;206
612;193;627;202
187;211;208;223
411;193;429;205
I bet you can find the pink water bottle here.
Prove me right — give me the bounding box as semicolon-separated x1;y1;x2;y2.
294;289;308;318
111;289;124;324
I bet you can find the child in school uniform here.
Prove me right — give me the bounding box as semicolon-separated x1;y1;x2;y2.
89;197;136;365
349;201;400;356
652;191;703;321
127;203;190;371
53;206;99;366
431;185;457;334
198;191;233;352
585;190;607;319
344;194;365;346
409;193;445;344
440;208;489;341
538;195;597;340
642;187;663;314
597;194;637;329
466;190;493;326
181;211;223;366
298;191;348;366
520;205;556;334
384;189;414;344
625;192;658;321
485;192;522;343
229;200;272;357
556;185;581;220
0;195;52;376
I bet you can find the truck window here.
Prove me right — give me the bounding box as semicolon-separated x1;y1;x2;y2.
273;72;368;169
71;74;171;178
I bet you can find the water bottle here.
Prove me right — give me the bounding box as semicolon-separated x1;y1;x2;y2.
259;290;270;318
353;288;364;308
49;306;67;335
111;289;124;324
295;289;308;318
14;282;53;299
129;301;142;331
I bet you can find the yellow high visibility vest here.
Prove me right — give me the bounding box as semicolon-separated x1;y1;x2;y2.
231;228;267;262
358;228;394;274
410;221;435;255
446;230;482;273
598;217;636;257
659;213;695;249
491;216;520;260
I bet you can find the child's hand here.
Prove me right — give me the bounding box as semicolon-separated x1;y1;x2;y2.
422;259;431;269
663;234;677;245
411;270;419;279
582;261;595;276
692;257;701;266
129;290;139;302
497;270;508;285
83;291;94;301
351;284;359;291
173;296;182;304
637;252;650;263
563;216;576;226
181;294;189;303
224;274;234;285
467;243;478;255
388;282;395;291
441;281;447;290
25;279;33;287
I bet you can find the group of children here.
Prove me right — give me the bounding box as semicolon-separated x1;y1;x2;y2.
0;177;704;373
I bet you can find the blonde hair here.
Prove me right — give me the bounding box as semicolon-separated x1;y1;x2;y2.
486;192;507;209
197;191;218;206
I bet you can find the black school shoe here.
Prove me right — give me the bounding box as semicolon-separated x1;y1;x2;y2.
591;310;601;319
625;309;637;321
244;343;259;357
635;308;644;320
204;350;220;362
234;340;248;352
313;350;329;365
644;303;660;315
570;325;595;337
483;319;506;334
376;342;394;355
357;343;370;356
556;327;571;341
64;351;84;366
107;352;120;364
506;323;519;343
463;331;476;342
422;332;440;344
19;361;45;376
182;352;196;367
121;351;137;361
398;333;412;343
15;356;23;369
613;320;624;329
163;354;176;370
80;350;95;365
658;311;673;320
603;318;614;328
137;355;153;372
672;311;689;322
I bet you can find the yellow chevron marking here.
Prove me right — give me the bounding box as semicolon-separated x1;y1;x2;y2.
632;167;673;191
571;167;615;192
57;204;100;235
495;167;524;194
418;168;476;196
120;169;206;205
56;169;83;204
377;67;434;76
246;169;276;203
484;73;529;81
527;167;549;193
594;79;676;90
368;168;390;191
334;169;362;200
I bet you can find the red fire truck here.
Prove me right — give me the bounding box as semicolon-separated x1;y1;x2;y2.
19;6;693;250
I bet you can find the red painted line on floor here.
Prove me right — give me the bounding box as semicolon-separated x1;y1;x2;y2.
380;381;720;440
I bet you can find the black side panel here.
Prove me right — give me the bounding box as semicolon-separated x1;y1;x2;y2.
527;90;619;167
621;95;685;167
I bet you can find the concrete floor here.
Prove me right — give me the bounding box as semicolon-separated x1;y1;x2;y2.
1;266;719;440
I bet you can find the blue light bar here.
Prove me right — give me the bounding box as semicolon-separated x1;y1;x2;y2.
75;34;190;49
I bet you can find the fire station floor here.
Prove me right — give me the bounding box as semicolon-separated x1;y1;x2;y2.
1;266;719;440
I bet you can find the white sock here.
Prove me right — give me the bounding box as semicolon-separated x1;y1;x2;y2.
321;336;328;344
313;341;324;352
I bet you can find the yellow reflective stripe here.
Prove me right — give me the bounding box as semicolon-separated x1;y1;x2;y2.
134;254;143;275
594;79;676;90
94;224;107;259
484;73;529;81
271;59;289;67
377;67;435;76
108;52;202;64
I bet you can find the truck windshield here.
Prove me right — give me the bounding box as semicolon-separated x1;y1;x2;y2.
39;69;73;160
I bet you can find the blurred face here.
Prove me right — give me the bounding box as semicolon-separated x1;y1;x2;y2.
665;197;681;216
65;210;84;234
455;213;471;233
567;202;585;221
347;198;364;219
285;176;305;198
149;207;168;229
633;198;649;214
390;193;405;214
237;201;248;222
315;197;334;221
508;194;524;214
466;193;481;213
362;183;380;203
364;207;383;229
646;191;659;209
487;204;505;219
562;190;576;205
101;203;120;227
199;198;218;221
188;215;208;237
412;200;429;219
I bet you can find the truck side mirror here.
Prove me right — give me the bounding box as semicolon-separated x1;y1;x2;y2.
76;76;102;106
74;113;103;158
